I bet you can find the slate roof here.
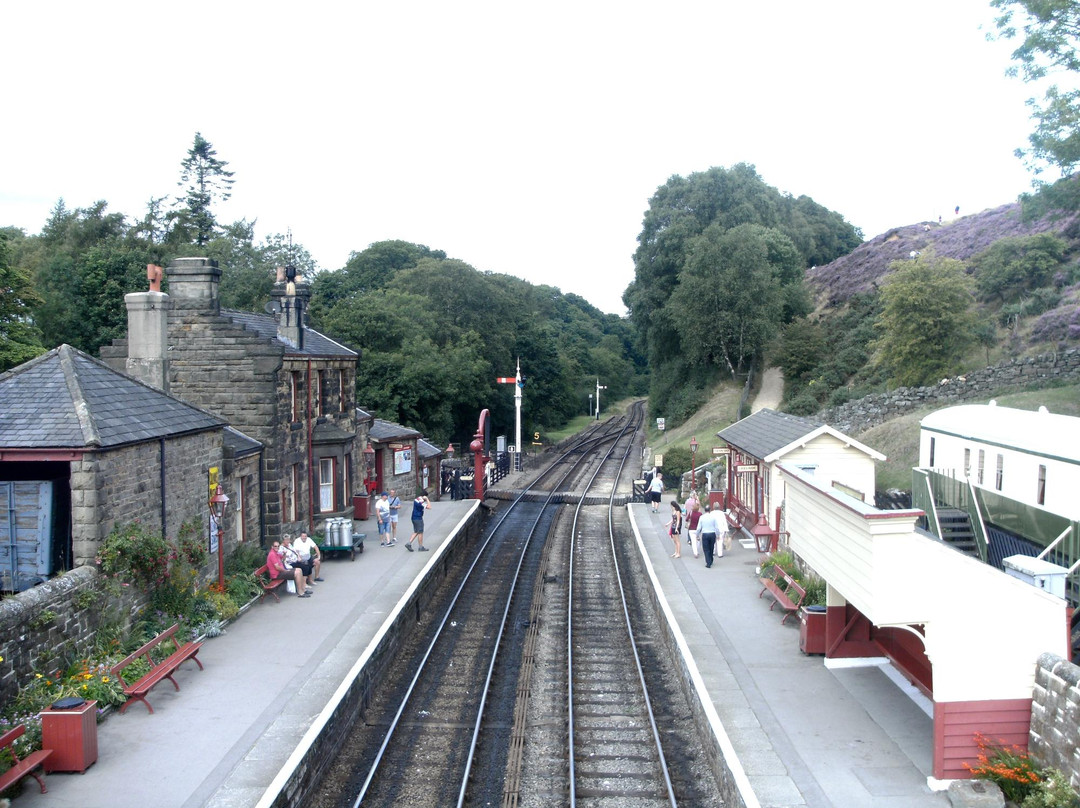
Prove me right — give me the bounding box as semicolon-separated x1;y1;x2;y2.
417;438;443;459
369;418;421;442
716;408;824;460
0;345;226;450
223;426;263;457
221;309;357;358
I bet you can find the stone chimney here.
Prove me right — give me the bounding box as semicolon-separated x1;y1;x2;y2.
165;257;221;314
270;266;311;349
124;287;171;393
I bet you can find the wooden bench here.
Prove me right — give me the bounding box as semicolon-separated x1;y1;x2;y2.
256;563;286;602
0;725;52;794
758;565;807;625
110;624;204;714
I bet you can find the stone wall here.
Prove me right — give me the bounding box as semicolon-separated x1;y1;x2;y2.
0;566;146;706
70;431;224;566
1030;652;1080;788
817;348;1080;436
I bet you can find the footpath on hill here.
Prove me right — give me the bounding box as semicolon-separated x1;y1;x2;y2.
752;367;783;413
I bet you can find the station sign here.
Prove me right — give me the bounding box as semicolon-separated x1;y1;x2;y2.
657;418;665;431
712;446;730;455
735;464;759;473
654;454;663;466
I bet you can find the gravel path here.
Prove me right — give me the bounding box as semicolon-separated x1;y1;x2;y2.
751;366;783;412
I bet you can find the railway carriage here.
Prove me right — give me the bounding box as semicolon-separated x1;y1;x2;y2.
915;402;1080;609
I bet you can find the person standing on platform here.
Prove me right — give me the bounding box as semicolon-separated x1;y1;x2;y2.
698;504;722;568
666;499;683;558
388;489;402;542
683;490;698;546
649;471;664;513
376;492;394;546
405;490;431;552
686;499;703;558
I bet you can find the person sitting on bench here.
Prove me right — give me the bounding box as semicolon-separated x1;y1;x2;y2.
294;530;324;586
272;536;310;598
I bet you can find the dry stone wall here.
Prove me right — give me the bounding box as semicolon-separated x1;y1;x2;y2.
1030;653;1080;789
0;566;147;706
818;349;1080;436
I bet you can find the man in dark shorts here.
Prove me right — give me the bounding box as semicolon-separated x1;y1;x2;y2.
405;490;431;552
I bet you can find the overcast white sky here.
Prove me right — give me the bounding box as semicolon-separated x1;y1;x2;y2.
1;1;1042;314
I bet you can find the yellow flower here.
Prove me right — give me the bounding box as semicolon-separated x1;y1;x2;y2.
35;673;42;679
102;676;109;683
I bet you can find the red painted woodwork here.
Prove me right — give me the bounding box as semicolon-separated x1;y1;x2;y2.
933;699;1032;780
41;700;98;773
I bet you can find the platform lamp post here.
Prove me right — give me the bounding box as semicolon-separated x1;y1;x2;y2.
690;436;698;496
209;485;230;589
588;393;593;418
445;443;456;500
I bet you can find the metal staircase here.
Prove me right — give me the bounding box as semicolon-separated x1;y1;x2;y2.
936;507;979;557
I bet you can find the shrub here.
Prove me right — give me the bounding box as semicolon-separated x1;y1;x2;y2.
1023;768;1080;808
176;518;209;568
966;733;1041;804
98;522;172;586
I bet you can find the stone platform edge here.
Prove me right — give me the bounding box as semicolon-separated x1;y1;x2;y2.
256;501;483;808
627;505;762;808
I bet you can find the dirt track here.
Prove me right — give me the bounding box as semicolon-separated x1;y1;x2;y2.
752;367;783;412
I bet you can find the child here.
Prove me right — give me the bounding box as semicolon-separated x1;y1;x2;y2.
667;500;683;558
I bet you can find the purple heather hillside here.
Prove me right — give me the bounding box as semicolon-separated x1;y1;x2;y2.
807;202;1080;307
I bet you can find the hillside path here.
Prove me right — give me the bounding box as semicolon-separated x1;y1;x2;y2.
752;366;783;413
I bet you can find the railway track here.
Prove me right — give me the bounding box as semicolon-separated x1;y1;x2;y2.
310;402;722;807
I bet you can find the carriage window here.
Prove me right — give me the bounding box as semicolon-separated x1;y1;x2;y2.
963;448;971;478
1037;464;1046;506
978;450;985;485
929;437;936;467
995;454;1003;491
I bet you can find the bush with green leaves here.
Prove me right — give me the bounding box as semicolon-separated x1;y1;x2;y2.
98;522;173;586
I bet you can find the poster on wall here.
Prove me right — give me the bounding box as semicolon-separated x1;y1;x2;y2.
394;448;413;475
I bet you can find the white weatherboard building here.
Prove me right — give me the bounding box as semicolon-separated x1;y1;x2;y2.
919;403;1080;520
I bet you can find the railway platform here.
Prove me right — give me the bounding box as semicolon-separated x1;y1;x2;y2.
18;487;958;808
15;498;480;808
630;503;952;808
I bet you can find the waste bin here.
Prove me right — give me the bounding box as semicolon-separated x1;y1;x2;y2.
353;493;371;520
799;605;827;655
41;698;98;773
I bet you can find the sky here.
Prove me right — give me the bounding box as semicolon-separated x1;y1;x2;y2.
0;1;1045;315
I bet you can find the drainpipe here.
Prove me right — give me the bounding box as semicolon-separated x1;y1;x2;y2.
258;450;266;547
159;438;167;539
307;359;314;524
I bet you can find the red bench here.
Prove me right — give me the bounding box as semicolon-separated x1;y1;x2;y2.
256;563;286;602
758;565;807;625
110;624;204;714
0;725;52;794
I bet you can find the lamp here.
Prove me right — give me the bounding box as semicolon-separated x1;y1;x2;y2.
689;436;699;496
209;485;230;589
446;442;455;460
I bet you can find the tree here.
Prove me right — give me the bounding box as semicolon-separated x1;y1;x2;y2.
870;252;979;388
992;1;1080;176
624;164;860;420
173;132;235;246
666;223;800;377
970;232;1067;302
0;230;46;371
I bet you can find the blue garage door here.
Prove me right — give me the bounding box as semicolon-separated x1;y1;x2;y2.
0;481;53;592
